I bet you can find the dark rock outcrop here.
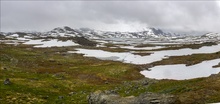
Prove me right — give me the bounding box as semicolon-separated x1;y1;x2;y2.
74;37;97;47
16;32;27;37
0;33;5;39
88;90;180;104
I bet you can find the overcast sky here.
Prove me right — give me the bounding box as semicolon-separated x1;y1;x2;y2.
1;0;220;33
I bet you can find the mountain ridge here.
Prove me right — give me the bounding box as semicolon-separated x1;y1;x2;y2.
2;26;220;40
46;26;184;39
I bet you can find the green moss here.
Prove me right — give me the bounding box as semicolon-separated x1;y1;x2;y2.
145;77;220;103
1;43;220;103
144;51;220;67
152;42;217;51
0;44;143;103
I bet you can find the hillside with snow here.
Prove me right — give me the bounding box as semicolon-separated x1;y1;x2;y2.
1;26;220;44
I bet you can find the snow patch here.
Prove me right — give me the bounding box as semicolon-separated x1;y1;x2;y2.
70;44;220;65
140;59;220;80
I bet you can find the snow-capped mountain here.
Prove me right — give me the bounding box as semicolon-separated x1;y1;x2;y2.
0;32;5;38
202;33;220;38
197;32;220;42
2;26;220;46
27;26;184;39
2;26;220;42
78;27;182;39
42;26;83;37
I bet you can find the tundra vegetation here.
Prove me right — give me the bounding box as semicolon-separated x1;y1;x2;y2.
1;42;220;104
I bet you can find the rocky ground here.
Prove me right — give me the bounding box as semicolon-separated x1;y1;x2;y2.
88;90;179;104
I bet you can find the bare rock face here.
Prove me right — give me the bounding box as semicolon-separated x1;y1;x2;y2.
88;90;180;104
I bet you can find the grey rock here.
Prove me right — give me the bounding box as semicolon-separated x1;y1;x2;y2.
88;90;135;104
133;78;157;86
88;90;180;104
136;92;180;104
150;99;160;104
58;96;64;100
105;81;109;84
69;92;77;96
4;78;11;85
52;72;66;80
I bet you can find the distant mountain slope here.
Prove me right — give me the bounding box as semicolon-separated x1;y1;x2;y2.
1;26;185;39
43;26;83;37
2;26;220;43
202;32;220;38
79;27;182;39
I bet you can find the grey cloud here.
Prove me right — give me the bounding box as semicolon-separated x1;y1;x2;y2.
82;1;220;32
1;1;220;32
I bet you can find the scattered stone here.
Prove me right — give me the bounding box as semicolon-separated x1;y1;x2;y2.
4;78;11;85
142;81;148;86
80;91;87;94
105;81;109;84
69;92;77;96
131;78;156;87
88;90;180;104
140;66;152;71
52;73;66;80
105;90;118;94
125;91;130;94
1;67;7;71
58;96;64;100
150;99;160;104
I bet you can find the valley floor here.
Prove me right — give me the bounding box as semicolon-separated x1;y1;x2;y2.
1;43;220;103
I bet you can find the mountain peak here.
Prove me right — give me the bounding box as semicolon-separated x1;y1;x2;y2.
63;26;75;31
51;26;79;33
149;28;163;35
203;32;220;38
52;27;65;33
